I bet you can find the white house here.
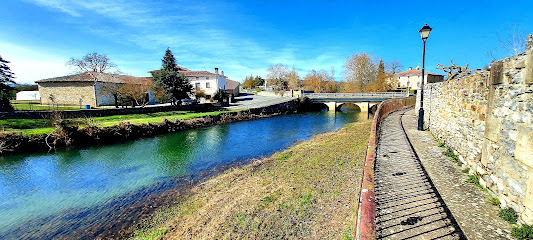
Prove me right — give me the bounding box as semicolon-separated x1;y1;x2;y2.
15;91;40;101
395;67;444;91
180;67;227;99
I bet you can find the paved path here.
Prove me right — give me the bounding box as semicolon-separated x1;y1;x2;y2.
375;108;464;239
225;93;294;110
374;107;514;240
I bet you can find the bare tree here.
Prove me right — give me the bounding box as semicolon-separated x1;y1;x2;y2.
118;77;153;107
287;66;301;90
303;69;335;93
67;52;117;74
343;53;377;92
266;64;289;89
436;60;472;80
487;24;526;61
386;60;403;75
385;60;403;90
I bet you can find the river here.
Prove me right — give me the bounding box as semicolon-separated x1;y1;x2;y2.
0;110;364;239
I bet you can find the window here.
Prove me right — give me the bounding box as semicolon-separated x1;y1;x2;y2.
206;82;210;88
196;77;199;80
205;76;209;80
195;83;200;89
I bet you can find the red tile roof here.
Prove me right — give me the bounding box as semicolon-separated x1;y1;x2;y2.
36;72;150;84
226;79;240;89
180;71;219;76
395;69;442;77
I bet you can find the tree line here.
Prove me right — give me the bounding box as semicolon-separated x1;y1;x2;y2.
241;53;403;93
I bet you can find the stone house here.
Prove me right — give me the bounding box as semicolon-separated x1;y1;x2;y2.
36;72;151;107
395;67;444;91
225;79;240;96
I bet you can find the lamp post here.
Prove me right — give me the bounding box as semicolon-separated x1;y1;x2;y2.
417;24;432;131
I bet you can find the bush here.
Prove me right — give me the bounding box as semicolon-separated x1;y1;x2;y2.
512;225;533;240
499;207;518;224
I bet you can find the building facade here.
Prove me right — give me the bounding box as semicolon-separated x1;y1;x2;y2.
181;67;227;98
36;72;151;107
395;67;444;91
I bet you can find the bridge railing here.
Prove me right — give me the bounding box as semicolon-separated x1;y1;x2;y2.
303;92;410;99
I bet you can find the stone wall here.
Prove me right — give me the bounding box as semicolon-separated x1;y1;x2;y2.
39;82;97;106
416;34;533;224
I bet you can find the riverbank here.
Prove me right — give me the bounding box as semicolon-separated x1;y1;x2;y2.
126;118;372;239
0;99;305;155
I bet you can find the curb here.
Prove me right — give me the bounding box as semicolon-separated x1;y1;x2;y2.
354;97;415;240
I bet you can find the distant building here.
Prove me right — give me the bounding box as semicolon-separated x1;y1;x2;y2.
182;68;227;99
225;79;240;96
150;67;230;99
395;67;444;91
15;91;40;101
36;72;152;107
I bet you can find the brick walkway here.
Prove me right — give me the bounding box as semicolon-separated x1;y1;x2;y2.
374;107;514;240
374;108;465;239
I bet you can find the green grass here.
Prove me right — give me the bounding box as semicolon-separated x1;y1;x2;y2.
1;110;232;135
462;168;470;174
489;197;501;206
512;225;533;240
499;207;518;224
11;100;81;111
128;119;373;239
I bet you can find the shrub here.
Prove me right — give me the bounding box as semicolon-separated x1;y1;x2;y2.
499;207;518;224
512;225;533;240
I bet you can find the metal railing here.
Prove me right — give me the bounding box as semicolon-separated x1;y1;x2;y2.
303;92;410;99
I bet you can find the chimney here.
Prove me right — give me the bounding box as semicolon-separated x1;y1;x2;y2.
416;66;420;70
409;67;412;70
215;68;219;74
221;71;224;76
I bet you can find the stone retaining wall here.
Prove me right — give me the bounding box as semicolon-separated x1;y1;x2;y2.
416;34;533;224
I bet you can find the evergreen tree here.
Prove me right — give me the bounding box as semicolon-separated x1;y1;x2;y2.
254;76;264;87
151;48;192;105
0;55;16;112
162;48;177;70
375;59;387;91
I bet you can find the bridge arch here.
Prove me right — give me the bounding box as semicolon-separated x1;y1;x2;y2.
309;102;329;111
337;103;361;112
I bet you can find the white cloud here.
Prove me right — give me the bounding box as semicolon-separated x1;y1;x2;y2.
0;42;72;84
20;0;349;83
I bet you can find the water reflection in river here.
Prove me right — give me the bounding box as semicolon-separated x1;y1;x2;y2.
0;111;362;239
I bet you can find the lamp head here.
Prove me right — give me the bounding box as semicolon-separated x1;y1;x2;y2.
419;24;432;40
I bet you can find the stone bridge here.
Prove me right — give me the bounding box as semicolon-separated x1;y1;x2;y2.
304;92;411;112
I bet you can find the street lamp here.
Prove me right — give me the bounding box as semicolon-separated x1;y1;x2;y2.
417;24;432;131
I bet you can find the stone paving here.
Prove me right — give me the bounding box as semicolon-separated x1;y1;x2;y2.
402;108;514;240
374;107;514;239
375;108;464;239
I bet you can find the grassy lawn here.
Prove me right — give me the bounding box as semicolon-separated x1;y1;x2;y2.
129;119;372;240
0;110;232;135
11;100;82;111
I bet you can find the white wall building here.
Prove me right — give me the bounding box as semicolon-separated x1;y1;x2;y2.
15;91;40;101
181;67;227;98
395;67;444;91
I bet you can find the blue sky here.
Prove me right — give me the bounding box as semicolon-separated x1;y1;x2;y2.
1;0;532;84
